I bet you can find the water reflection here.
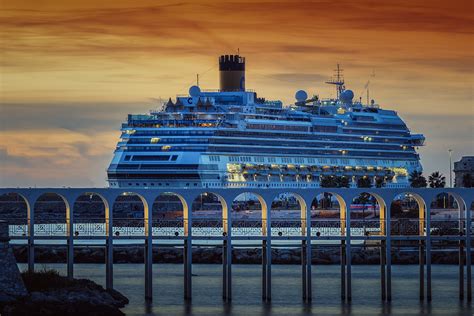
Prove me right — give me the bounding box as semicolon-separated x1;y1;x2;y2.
18;264;472;316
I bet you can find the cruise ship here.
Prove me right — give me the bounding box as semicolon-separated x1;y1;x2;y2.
107;55;425;189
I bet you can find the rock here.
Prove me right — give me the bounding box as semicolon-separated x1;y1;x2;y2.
13;244;471;265
107;289;129;306
1;271;129;316
30;291;49;303
0;293;16;304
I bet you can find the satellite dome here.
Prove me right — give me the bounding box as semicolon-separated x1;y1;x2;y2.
340;89;354;103
295;90;308;102
189;85;201;97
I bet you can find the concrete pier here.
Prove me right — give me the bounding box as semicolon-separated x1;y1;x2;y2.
0;187;472;302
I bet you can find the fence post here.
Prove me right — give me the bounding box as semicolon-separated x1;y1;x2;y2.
262;196;272;302
304;198;312;302
426;205;431;301
381;239;386;301
27;196;35;273
184;198;193;301
106;196;115;290
144;196;153;301
386;204;392;301
466;199;472;301
66;196;74;279
222;195;233;302
345;198;352;301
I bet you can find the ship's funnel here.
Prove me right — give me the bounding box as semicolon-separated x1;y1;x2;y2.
219;55;245;91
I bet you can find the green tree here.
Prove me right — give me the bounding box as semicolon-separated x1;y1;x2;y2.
375;176;386;188
357;176;373;188
409;171;427;188
336;176;350;188
320;175;338;188
354;192;378;235
428;171;446;188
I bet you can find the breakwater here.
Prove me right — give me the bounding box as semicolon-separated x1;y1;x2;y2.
12;245;469;265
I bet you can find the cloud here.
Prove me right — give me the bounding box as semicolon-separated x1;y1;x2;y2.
340;1;474;34
406;113;474;177
0;128;117;187
0;102;149;131
0;128;115;158
259;73;327;84
391;57;474;73
1;1;472;62
0;0;472;186
274;45;358;55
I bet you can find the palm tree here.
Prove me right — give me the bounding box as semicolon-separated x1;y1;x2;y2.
409;171;427;188
428;171;446;188
320;175;338;188
356;192;373;236
336;176;350;188
357;176;373;188
375;176;386;188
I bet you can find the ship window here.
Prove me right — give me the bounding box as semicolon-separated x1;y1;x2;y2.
209;155;220;162
150;137;160;144
124;155;131;161
162;145;171;151
239;156;251;162
132;155;170;161
171;155;178;161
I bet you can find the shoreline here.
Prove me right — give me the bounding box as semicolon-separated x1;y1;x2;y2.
12;245;469;265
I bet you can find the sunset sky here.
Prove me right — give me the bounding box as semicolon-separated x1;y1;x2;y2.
1;0;473;187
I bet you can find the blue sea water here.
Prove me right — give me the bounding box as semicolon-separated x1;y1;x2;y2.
19;264;472;316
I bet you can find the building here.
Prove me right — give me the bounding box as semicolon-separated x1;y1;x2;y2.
454;156;474;188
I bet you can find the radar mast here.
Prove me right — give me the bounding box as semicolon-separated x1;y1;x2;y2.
325;64;345;99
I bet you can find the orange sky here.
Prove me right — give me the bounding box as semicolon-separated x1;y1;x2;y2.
0;0;473;186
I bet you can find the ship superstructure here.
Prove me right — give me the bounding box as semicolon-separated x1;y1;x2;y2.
107;55;425;189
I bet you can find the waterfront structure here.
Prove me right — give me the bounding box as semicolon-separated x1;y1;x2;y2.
107;55;425;189
0;187;472;303
454;156;474;188
0;220;28;299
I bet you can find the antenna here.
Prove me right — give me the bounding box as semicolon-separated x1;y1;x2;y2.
359;69;375;106
365;78;370;106
325;64;345;99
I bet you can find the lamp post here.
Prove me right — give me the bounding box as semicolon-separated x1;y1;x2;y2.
448;149;453;188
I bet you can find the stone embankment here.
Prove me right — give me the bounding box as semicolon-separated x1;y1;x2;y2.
0;220;129;316
0;220;28;306
12;244;469;265
2;270;129;316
